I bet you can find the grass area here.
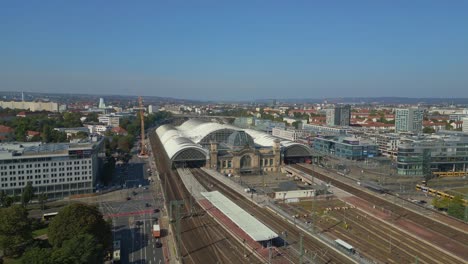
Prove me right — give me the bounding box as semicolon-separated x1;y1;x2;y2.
32;227;49;238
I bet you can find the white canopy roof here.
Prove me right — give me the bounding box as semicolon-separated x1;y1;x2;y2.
201;191;278;241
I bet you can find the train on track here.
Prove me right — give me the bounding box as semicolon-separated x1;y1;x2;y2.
415;184;468;205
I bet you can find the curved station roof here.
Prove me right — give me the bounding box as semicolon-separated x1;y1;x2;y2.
156;119;312;163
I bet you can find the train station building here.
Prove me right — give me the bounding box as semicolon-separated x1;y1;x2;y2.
155;119;313;174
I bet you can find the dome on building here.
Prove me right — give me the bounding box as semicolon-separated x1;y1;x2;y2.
226;131;254;149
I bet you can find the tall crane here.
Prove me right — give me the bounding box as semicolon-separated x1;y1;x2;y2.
138;96;148;158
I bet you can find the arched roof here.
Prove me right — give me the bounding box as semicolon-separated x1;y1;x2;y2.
244;128;312;155
156;124;208;162
177;119;239;144
282;141;313;157
156;119;312;163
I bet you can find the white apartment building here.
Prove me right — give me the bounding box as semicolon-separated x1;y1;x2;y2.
98;115;120;127
463;117;468;133
86;125;110;134
272;127;310;141
0;140;103;198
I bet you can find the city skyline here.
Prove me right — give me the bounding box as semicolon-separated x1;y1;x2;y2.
1;1;468;100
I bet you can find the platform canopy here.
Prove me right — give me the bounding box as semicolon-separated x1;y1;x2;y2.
201;191;278;241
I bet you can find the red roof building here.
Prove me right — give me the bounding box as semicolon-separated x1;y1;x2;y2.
111;126;128;136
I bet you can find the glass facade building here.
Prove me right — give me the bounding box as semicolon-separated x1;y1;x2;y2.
313;136;379;160
395;108;424;133
396;132;468;176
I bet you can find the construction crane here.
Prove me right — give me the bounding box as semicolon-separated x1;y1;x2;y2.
138;96;148;158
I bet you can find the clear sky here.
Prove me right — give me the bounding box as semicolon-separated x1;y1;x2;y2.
1;1;467;101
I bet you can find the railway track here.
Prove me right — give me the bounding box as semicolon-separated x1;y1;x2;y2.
149;131;256;264
292;163;468;260
282;200;464;263
190;168;355;264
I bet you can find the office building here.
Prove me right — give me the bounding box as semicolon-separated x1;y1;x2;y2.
272;127;310;142
302;124;350;136
395;108;424;133
0;139;103;198
326;105;351;126
396;131;468;176
98;98;106;109
148;105;158;113
313;136;378;160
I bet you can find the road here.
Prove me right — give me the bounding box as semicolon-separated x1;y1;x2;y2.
99;145;165;264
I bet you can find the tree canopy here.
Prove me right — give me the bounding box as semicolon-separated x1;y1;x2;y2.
48;203;111;249
21;247;52;264
0;205;32;256
21;182;34;206
51;234;103;264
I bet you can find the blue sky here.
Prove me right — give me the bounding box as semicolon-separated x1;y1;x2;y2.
1;1;467;101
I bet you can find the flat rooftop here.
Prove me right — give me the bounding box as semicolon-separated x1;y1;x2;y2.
201;191;278;241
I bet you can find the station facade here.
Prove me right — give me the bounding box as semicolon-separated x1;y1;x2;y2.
156;119;313;175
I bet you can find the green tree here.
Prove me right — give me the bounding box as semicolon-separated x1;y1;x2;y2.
51;234;103;264
21;247;53;264
37;193;48;211
423;127;436;134
21;182;34;206
117;136;131;153
62;112;83;127
0;205;32;256
48;203;111;249
432;197;451;210
86;112;99;123
292;120;302;129
0;190;13;208
447;195;465;220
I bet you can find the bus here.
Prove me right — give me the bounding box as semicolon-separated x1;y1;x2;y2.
42;212;58;222
335;239;356;254
113;240;121;263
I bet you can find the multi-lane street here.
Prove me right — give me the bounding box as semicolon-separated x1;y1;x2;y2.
99;146;164;264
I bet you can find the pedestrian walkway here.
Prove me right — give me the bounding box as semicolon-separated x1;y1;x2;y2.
198;198;292;263
176;168;206;201
201;168;268;206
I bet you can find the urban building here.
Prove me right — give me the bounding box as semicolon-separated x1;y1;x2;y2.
98;98;106;109
372;133;400;159
233;117;255;128
148;105;158;113
313;136;379;160
156;119;313;175
272;127;310;142
254;119;286;133
0;100;64;112
54;127;90;138
463;117;468;133
395;108;424;133
396;131;468;176
326;105;351;126
98;115;120;127
0;139;104;198
302;124;349;136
